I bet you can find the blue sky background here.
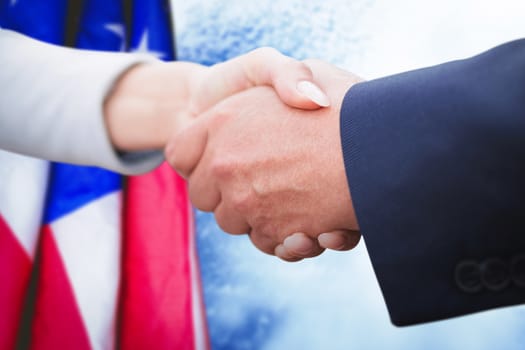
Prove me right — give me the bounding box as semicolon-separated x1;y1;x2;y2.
172;1;525;349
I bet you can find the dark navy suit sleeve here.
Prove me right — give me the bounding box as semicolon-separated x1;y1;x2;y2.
340;39;525;326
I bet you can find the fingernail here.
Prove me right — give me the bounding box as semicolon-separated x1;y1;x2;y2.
318;232;347;250
297;81;330;107
284;233;314;255
274;244;286;257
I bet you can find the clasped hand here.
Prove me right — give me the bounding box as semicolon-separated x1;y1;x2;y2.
118;48;363;262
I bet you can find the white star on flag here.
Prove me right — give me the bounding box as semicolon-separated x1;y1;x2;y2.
132;30;165;58
104;23;126;52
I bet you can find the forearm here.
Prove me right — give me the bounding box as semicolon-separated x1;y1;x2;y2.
0;30;161;174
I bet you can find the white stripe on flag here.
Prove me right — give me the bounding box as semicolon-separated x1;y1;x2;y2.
189;207;209;350
51;191;121;350
0;150;48;257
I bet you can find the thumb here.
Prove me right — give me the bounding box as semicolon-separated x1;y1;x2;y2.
192;47;330;114
164;115;209;179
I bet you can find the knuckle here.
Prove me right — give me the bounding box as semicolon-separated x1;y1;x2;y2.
302;58;324;66
213;203;250;235
284;59;312;77
165;143;186;175
214;211;232;234
302;58;327;72
243;47;283;84
210;158;235;181
168;159;190;179
249;230;277;255
251;46;280;59
301;59;325;77
187;182;199;205
188;182;212;212
209;108;232;127
231;188;256;214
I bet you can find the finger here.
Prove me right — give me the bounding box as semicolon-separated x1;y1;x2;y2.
318;230;361;251
241;48;330;109
214;200;251;235
249;229;278;256
187;151;221;212
302;59;363;92
165;116;208;179
274;244;303;262
282;232;325;258
193;47;329;113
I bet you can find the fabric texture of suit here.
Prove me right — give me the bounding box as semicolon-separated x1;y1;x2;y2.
340;39;525;326
0;29;163;174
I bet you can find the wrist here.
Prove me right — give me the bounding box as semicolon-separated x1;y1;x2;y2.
104;61;207;152
104;63;164;151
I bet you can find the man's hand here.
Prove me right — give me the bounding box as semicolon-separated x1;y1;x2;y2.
103;48;329;153
166;60;363;260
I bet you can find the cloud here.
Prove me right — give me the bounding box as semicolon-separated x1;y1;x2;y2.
174;1;525;349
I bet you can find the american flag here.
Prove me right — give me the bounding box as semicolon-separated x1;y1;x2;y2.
0;0;209;349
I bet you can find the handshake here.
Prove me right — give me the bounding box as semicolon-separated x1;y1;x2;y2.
106;48;363;262
103;39;525;325
5;29;523;325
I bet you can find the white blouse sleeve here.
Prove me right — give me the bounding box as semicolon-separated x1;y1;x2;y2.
0;29;164;175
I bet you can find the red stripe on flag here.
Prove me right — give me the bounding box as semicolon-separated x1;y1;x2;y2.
29;225;91;350
120;163;207;350
0;215;32;350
